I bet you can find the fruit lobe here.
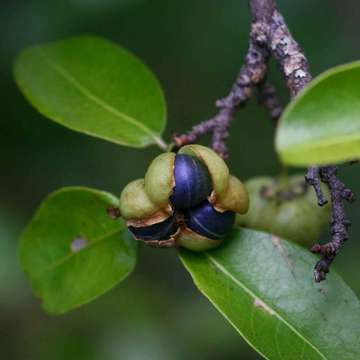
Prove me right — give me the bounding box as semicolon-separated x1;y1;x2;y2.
177;227;221;252
171;154;212;209
144;152;176;206
179;144;229;196
186;200;235;240
119;179;162;220
214;175;249;214
128;215;178;242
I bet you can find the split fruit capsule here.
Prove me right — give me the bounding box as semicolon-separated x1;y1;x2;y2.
144;150;214;209
119;145;250;250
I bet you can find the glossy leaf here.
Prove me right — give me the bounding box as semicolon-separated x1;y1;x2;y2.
180;228;360;360
14;36;167;148
276;61;360;166
19;187;138;314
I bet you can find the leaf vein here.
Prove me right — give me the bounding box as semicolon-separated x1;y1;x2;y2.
275;321;284;360
205;253;328;360
38;226;123;274
38;50;166;147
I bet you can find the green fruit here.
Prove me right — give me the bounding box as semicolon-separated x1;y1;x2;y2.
213;175;249;214
177;227;222;252
236;175;331;247
144;152;176;207
119;179;164;220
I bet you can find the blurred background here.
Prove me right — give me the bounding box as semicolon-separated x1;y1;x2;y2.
1;0;359;359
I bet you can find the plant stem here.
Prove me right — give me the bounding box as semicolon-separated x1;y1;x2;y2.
173;8;270;158
154;136;168;151
173;0;354;281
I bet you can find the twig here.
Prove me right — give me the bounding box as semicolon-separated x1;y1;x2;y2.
247;0;354;282
173;12;270;158
175;0;354;281
308;167;354;281
268;8;312;97
257;81;283;125
304;167;328;206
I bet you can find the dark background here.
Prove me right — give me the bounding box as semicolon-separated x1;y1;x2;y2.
1;1;359;359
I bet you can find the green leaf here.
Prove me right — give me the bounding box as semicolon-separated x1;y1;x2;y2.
276;61;360;166
19;187;138;314
14;36;167;149
180;229;360;360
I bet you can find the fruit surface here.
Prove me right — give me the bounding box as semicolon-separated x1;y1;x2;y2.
128;215;178;241
179;144;229;195
144;152;175;206
171;154;212;209
236;175;331;247
119;179;161;220
214;175;249;214
186;200;235;240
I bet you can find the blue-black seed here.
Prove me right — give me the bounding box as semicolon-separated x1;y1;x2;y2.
186;200;235;240
171;154;212;209
128;216;178;241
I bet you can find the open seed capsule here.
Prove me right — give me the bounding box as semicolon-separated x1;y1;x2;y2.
124;145;246;249
185;200;235;240
144;145;230;211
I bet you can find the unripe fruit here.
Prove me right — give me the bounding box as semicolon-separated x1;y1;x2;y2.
185;200;235;240
213;175;249;214
144;152;176;207
236;175;331;247
177;227;221;252
119;179;162;220
171;154;212;208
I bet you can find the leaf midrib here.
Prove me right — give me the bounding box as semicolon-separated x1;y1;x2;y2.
39;49;163;145
38;226;124;275
278;131;360;152
205;253;327;360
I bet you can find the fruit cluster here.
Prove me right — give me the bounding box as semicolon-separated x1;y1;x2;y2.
119;145;249;251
